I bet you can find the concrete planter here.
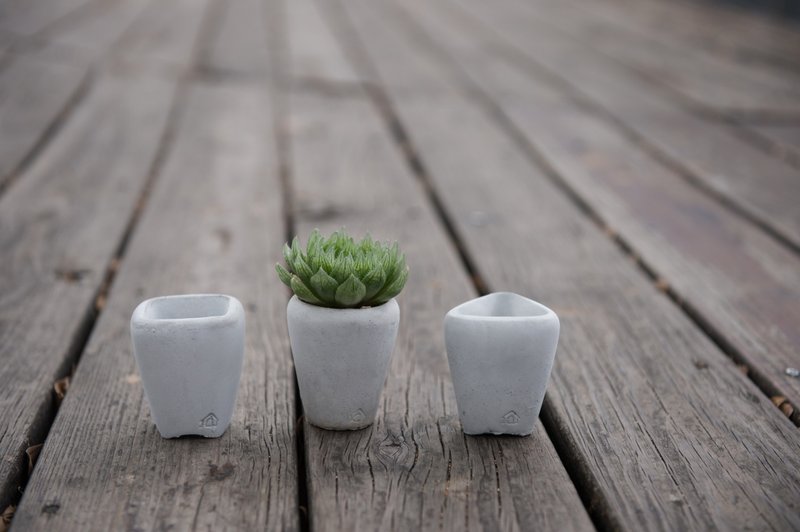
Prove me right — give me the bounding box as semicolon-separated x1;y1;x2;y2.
287;296;399;430
444;292;559;436
130;294;245;439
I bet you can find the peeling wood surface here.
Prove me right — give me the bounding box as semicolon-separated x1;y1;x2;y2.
1;0;800;529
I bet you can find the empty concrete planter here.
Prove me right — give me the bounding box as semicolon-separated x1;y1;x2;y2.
130;294;245;438
444;292;560;436
287;296;399;430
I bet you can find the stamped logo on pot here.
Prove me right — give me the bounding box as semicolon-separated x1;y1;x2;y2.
200;413;218;428
351;409;366;423
501;411;520;424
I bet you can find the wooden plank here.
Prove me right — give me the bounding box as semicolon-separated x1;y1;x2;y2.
288;86;592;532
199;0;270;78
340;0;800;529
111;0;211;73
455;0;800;252
406;0;800;421
0;53;87;191
527;0;800;116
0;72;177;513
287;0;360;85
14;80;299;531
288;4;592;530
36;0;151;66
580;0;800;72
0;0;93;36
751;124;800;159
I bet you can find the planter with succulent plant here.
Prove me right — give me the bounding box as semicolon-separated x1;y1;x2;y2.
444;292;559;436
277;229;408;430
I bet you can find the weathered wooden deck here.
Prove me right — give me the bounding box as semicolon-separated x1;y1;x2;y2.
1;0;799;530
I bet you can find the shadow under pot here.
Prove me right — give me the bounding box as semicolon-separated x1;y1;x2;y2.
130;294;245;439
444;292;560;436
287;296;399;430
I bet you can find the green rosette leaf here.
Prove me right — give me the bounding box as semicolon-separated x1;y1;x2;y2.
335;274;367;307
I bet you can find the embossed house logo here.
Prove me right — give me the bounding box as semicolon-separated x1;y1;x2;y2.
350;409;366;423
501;411;520;424
200;413;218;428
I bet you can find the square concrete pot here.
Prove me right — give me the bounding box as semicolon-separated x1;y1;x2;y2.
287;296;399;430
444;292;560;436
130;294;245;438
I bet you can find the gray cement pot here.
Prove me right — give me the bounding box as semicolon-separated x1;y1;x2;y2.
130;294;245;439
444;292;559;436
287;296;399;430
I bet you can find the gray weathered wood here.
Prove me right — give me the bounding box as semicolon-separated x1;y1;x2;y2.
14;81;299;531
288;87;592;532
198;0;270;78
0;72;177;513
287;0;360;85
578;0;800;72
0;53;87;191
342;0;800;529
751;124;800;161
409;0;800;422
455;0;800;251
0;0;93;37
111;0;212;74
35;0;151;66
524;0;800;116
287;4;592;529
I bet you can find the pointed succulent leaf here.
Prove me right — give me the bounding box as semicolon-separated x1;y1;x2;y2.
371;265;409;305
361;265;387;301
292;254;314;282
290;275;323;305
310;267;339;303
277;229;408;308
282;243;293;269
335;274;367;307
275;263;293;287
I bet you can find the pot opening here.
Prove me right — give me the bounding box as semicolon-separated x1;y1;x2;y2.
146;295;231;320
454;292;551;318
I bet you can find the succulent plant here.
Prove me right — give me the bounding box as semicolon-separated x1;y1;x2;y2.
276;229;409;308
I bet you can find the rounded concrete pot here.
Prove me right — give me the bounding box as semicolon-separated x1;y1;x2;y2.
444;292;559;436
287;296;399;430
130;294;245;439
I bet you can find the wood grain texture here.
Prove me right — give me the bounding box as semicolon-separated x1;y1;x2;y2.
198;0;270;78
0;53;87;190
287;5;592;528
454;0;800;251
288;88;592;532
35;0;151;66
574;0;800;72
751;124;800;160
522;0;800;115
342;0;800;529
0;72;177;513
111;0;212;74
0;0;93;36
408;0;800;421
14;81;299;532
287;0;360;85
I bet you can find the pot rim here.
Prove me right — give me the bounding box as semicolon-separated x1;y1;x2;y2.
446;292;557;322
132;293;243;326
288;294;398;314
